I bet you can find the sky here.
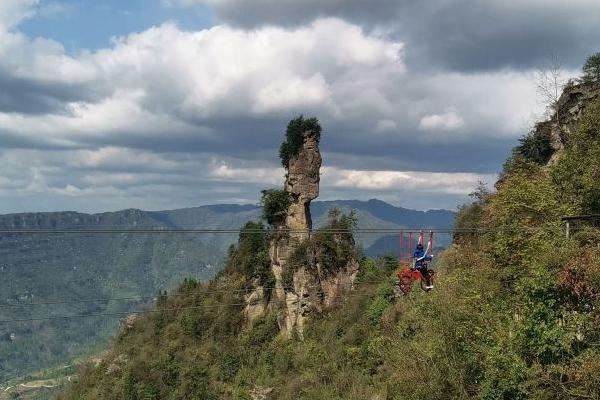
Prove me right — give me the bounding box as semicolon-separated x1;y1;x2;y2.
0;0;599;214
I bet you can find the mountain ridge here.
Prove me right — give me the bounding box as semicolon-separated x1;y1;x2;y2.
0;199;454;384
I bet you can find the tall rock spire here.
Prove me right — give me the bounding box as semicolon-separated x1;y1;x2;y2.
284;125;322;238
245;117;358;338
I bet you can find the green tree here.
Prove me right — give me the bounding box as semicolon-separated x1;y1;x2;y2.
513;130;554;165
551;98;600;213
582;52;600;83
279;116;321;167
260;189;290;226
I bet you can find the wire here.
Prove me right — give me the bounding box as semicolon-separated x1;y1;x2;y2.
0;304;246;323
0;226;577;234
0;283;387;324
0;281;386;309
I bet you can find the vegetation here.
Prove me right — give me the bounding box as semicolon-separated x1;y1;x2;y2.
261;189;291;226
310;209;358;275
582;52;600;83
283;208;359;286
60;58;600;399
0;210;224;384
279;116;321;168
512;128;554;165
551;98;600;213
223;221;274;290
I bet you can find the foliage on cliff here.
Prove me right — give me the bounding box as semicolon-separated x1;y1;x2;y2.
279;116;321;168
283;209;359;287
260;189;291;226
224;221;274;289
61;86;600;400
582;52;600;83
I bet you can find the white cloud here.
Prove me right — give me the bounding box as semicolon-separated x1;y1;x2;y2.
0;11;550;213
322;167;495;195
0;0;39;30
419;110;464;131
210;163;283;185
0;18;404;135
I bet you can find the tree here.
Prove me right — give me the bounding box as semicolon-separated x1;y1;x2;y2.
260;189;290;226
536;53;566;125
582;52;600;83
279;116;321;168
513;129;553;165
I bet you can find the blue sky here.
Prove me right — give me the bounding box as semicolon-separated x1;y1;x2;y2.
20;0;213;52
0;0;598;214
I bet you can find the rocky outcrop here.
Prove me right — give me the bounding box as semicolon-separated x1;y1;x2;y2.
243;281;268;322
284;131;322;238
245;121;358;338
537;81;600;158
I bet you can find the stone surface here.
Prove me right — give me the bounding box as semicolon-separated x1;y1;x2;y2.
541;81;600;161
244;124;359;337
284;131;322;239
243;280;268;323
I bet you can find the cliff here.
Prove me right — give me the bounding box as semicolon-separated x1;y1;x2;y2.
245;117;359;337
533;80;600;160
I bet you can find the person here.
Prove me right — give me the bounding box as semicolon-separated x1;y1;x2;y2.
413;242;434;290
413;243;433;271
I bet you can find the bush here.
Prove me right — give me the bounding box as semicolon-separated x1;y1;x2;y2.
551;98;600;213
513;130;554;165
366;286;394;325
246;314;280;347
261;189;290;226
284;241;309;288
279;116;321;168
357;256;397;282
582;52;600;83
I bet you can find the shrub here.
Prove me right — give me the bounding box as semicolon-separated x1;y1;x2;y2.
582;52;600;83
551;98;600;214
366;286;394;325
313;209;358;272
513;130;554;165
279;116;321;168
220;353;241;382
284;241;309;288
261;189;290;226
246;314;280;347
454;182;490;244
357;256;397;282
480;346;527;400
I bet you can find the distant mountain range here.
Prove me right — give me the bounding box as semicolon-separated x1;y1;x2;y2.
0;199;454;382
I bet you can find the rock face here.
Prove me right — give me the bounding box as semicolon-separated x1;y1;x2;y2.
538;81;600;159
284;131;322;237
245;123;359;338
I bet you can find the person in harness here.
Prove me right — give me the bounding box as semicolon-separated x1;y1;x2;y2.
413;242;434;290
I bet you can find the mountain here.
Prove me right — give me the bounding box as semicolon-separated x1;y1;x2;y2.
59;78;600;400
0;200;454;384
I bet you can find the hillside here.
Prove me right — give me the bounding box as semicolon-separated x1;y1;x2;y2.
0;200;453;384
59;80;600;398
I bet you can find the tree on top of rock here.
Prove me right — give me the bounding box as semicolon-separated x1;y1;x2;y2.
279;116;321;168
582;52;600;84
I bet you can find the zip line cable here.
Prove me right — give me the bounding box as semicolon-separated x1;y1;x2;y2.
0;284;386;324
0;226;577;234
0;281;385;309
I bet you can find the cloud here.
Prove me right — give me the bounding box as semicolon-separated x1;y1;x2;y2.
0;8;554;213
419;110;464;131
173;0;600;72
0;18;406;146
0;0;39;30
210;163;283;185
322;167;494;195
